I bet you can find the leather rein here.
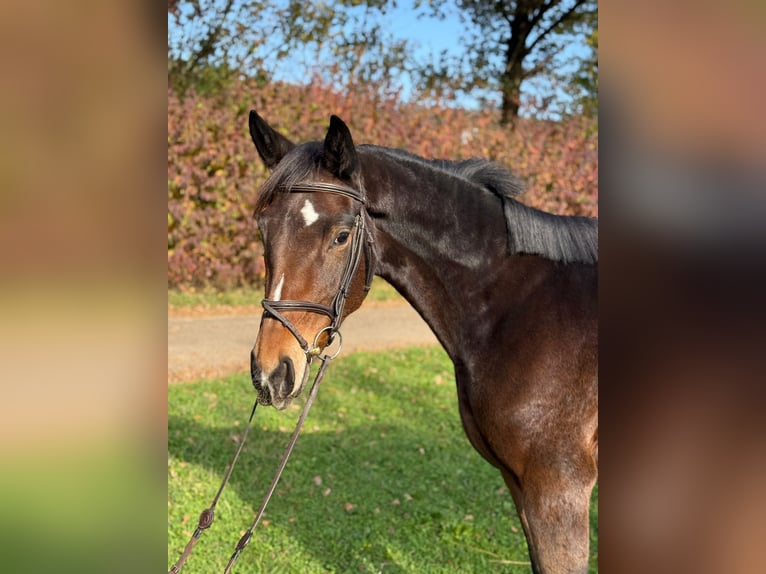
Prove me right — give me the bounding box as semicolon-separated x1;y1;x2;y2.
169;180;375;574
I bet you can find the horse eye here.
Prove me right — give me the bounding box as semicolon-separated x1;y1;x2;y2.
333;231;350;246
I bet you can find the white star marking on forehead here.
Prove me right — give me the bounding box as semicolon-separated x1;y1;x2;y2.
300;199;319;226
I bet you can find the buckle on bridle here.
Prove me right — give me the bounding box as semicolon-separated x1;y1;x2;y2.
311;326;343;360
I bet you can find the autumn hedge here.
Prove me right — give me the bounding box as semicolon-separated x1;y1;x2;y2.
167;79;597;290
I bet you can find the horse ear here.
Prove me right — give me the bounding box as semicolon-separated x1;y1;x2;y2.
323;115;358;179
249;110;294;169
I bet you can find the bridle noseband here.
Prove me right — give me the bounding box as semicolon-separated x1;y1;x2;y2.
260;181;376;359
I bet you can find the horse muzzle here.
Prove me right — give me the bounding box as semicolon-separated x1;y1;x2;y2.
250;351;304;410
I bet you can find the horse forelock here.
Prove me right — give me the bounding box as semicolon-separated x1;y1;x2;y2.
253;141;368;215
253;142;323;215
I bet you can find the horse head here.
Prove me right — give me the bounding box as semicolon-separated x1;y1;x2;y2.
248;111;375;409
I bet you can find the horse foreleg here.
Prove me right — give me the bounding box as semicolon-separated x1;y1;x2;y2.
501;469;542;574
518;454;597;574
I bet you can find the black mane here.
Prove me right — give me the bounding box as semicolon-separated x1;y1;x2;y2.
254;142;597;264
367;146;597;264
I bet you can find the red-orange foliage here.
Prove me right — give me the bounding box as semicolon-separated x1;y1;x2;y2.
168;79;597;289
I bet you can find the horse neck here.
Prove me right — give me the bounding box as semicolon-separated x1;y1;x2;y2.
360;151;517;360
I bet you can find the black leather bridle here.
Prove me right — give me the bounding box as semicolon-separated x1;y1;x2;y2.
260;180;376;359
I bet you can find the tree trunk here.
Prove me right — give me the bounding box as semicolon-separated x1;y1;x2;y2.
501;17;530;128
501;60;523;127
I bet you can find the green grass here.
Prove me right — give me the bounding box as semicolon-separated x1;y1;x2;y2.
362;277;404;304
169;277;404;308
168;348;598;573
168;286;262;308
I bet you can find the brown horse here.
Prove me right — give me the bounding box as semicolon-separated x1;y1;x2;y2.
248;111;598;574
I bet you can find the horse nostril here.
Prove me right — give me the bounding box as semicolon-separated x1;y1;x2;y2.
278;356;295;397
250;351;260;382
250;350;264;389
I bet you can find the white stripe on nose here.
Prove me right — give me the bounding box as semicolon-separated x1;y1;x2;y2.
300;199;319;226
273;273;284;301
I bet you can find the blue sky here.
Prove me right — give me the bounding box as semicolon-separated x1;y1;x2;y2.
384;2;466;59
264;2;472;101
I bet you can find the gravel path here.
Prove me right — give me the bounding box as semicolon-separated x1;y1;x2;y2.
168;304;438;383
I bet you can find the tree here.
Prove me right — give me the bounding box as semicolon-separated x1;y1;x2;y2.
567;27;598;118
168;0;411;98
421;0;597;126
169;0;251;94
168;1;597;124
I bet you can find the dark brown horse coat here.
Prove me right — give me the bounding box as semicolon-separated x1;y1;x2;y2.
249;111;597;574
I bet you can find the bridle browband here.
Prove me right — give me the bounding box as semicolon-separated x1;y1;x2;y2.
260;180;376;360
